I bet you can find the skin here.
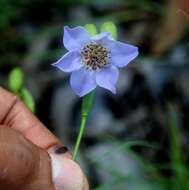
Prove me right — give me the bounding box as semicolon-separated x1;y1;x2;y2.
0;87;89;190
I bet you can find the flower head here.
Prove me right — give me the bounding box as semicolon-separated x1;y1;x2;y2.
53;26;139;97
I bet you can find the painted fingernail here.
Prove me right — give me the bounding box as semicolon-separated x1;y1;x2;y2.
54;146;69;154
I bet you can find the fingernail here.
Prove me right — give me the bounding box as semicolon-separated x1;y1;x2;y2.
54;145;69;154
48;147;84;190
48;144;71;159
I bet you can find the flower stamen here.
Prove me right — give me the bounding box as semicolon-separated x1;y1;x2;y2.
81;42;110;70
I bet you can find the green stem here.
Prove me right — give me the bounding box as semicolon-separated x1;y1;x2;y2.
72;114;87;160
72;91;95;161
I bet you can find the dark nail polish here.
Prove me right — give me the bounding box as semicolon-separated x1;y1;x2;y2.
55;146;69;154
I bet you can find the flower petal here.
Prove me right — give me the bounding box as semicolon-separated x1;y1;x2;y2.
53;51;82;72
70;68;97;97
91;32;111;41
91;32;114;45
105;40;138;68
96;65;119;93
63;26;91;50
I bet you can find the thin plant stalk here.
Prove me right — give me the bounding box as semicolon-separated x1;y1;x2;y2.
73;91;95;160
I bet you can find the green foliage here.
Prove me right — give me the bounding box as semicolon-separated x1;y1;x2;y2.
84;22;118;40
0;0;17;29
90;116;189;190
8;67;24;93
84;24;98;36
20;88;35;112
100;21;118;40
167;103;189;190
8;67;35;112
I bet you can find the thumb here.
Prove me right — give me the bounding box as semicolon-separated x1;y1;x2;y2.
0;126;87;190
0;126;55;190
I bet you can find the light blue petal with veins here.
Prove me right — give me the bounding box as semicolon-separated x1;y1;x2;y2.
53;51;82;72
63;26;91;50
96;65;119;93
104;40;139;68
70;68;97;97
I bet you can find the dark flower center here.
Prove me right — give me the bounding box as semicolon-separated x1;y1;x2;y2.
81;42;110;70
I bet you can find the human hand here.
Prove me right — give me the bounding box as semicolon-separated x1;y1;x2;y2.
0;87;88;190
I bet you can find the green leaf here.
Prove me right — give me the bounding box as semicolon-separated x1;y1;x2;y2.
20;88;35;112
8;67;24;93
166;103;189;189
84;24;98;36
100;21;118;40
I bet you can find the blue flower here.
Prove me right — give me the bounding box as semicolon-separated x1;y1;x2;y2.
53;26;139;97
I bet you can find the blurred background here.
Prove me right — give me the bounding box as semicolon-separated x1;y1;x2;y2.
0;0;189;189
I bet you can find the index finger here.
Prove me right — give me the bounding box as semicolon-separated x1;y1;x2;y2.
0;87;60;149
